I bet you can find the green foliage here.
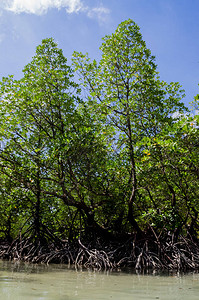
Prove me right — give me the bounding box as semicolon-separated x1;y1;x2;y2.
0;22;198;244
72;19;188;235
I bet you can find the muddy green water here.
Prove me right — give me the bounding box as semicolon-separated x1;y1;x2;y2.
0;260;199;300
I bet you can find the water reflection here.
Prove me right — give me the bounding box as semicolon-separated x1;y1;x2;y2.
0;260;199;300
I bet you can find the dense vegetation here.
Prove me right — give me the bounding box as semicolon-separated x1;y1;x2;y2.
0;20;198;270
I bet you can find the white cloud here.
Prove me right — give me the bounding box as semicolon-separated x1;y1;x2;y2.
5;0;84;15
2;0;111;24
87;6;110;23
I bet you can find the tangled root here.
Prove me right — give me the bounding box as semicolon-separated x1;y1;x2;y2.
1;234;199;271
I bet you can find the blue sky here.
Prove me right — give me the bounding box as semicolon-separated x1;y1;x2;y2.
0;0;198;108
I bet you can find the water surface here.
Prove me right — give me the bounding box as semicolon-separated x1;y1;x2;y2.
0;260;199;299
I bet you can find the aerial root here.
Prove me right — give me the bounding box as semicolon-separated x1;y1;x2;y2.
1;234;199;271
75;239;114;270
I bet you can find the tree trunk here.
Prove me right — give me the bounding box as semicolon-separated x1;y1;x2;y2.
126;111;142;235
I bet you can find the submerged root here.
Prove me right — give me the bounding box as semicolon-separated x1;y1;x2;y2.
0;238;77;265
1;233;199;271
75;239;114;270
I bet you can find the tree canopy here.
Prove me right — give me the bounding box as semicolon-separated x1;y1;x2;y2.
0;20;198;269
